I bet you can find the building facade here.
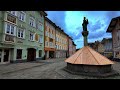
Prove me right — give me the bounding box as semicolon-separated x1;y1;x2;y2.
0;11;47;64
68;36;73;57
44;17;56;59
88;43;96;50
72;41;76;54
55;27;68;58
97;42;105;55
107;16;120;59
102;38;113;58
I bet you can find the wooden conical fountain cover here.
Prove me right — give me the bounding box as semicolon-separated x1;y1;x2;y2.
65;46;114;65
64;17;117;77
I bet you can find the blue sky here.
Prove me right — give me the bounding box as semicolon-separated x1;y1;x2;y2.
46;11;120;49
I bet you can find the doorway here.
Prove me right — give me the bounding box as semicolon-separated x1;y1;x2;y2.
0;49;10;64
49;51;54;58
27;48;36;61
3;49;9;62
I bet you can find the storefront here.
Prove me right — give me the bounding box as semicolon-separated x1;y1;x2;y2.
45;47;55;59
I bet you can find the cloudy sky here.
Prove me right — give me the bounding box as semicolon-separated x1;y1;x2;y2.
46;11;120;49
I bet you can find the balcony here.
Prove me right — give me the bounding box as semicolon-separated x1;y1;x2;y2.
1;34;16;45
7;14;16;24
3;13;17;26
5;34;15;42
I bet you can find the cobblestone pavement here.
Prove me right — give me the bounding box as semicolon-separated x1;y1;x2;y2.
0;58;120;79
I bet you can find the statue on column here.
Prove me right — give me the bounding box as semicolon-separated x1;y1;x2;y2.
82;17;89;31
82;17;89;46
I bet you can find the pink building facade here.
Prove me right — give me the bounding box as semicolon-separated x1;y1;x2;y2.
72;41;76;54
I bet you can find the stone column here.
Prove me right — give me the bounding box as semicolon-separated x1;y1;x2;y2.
82;31;89;46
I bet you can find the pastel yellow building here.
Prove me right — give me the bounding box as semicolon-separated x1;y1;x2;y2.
55;26;68;58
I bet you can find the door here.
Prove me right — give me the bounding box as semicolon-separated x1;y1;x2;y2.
3;49;9;62
27;48;36;61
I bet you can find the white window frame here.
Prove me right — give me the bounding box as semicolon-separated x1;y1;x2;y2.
17;28;25;39
38;23;43;31
29;17;35;27
18;11;26;22
5;22;16;36
29;32;35;41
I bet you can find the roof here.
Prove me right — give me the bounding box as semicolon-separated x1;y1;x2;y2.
68;36;73;40
106;16;120;32
65;46;114;65
40;11;47;16
45;17;57;28
72;41;77;46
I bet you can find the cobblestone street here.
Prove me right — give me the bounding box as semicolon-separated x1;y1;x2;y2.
0;58;120;79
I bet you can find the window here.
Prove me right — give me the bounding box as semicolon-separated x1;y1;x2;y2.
56;45;57;49
11;25;14;34
6;24;10;33
30;32;34;41
45;31;47;36
49;33;51;38
18;28;24;38
5;23;16;35
49;42;52;47
29;17;35;27
18;11;26;22
16;49;22;59
55;37;57;41
38;23;43;31
39;50;42;57
45;41;48;46
39;35;43;43
48;32;49;37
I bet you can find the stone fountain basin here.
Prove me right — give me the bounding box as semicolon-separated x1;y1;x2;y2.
64;63;119;77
